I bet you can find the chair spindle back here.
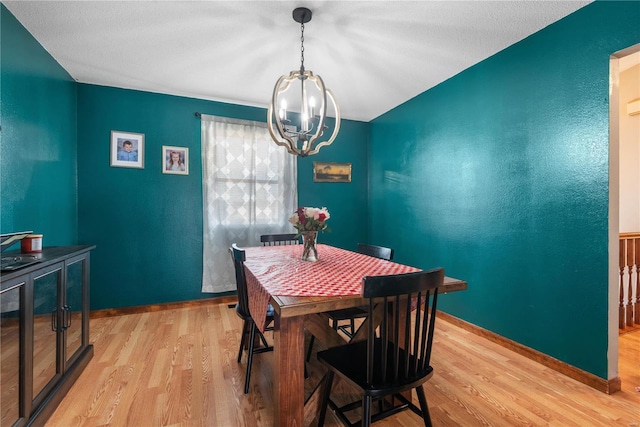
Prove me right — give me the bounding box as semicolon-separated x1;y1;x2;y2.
231;243;251;318
357;243;394;261
260;233;300;246
362;268;444;386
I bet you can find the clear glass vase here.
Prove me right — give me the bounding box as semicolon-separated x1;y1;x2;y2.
301;231;318;261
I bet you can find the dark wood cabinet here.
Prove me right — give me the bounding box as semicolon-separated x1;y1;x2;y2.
1;246;94;427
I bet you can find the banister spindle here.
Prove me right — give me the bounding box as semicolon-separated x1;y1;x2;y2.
627;237;635;327
619;238;626;330
635;238;640;325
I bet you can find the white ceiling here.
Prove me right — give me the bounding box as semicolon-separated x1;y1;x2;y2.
4;0;596;122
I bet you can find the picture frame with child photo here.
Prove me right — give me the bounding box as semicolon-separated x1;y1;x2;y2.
110;130;144;169
162;146;189;175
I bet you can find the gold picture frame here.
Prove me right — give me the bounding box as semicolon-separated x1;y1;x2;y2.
313;162;352;183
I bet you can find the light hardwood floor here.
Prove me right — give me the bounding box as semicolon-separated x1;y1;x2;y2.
45;302;640;426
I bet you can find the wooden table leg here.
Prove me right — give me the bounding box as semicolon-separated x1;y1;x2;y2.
351;303;384;343
274;314;305;427
304;313;349;349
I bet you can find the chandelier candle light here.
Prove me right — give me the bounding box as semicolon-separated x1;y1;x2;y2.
267;7;341;157
289;206;331;261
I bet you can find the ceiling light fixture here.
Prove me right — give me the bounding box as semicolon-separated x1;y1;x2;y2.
267;7;340;157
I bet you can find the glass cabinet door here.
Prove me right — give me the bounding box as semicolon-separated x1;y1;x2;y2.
64;259;84;366
32;267;62;402
1;283;23;427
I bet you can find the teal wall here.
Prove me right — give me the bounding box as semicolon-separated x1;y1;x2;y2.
77;85;368;310
297;117;370;251
1;3;368;310
4;1;638;381
0;4;78;244
369;1;640;379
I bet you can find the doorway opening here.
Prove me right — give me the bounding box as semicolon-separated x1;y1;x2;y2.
610;44;640;393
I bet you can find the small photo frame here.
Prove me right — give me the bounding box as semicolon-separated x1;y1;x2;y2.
162;146;189;175
313;162;352;183
110;131;144;168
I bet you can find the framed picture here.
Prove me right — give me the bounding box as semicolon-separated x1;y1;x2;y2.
313;162;352;183
162;145;189;175
110;131;144;168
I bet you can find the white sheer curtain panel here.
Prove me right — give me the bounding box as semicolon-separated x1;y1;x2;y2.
200;115;297;293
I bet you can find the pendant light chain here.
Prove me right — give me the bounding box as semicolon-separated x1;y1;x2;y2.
300;22;305;73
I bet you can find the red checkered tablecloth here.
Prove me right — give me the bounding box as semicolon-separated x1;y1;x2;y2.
243;244;420;332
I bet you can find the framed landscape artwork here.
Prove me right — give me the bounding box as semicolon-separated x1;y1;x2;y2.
313;162;352;183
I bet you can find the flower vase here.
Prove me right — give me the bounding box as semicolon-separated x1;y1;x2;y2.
301;231;318;262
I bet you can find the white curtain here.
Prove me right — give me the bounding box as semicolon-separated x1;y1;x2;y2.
201;115;297;293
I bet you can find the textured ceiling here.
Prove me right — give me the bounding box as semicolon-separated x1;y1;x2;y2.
5;1;594;122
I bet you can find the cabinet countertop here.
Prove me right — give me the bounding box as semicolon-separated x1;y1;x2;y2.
1;245;96;289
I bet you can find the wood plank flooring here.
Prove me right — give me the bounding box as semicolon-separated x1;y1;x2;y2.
45;302;640;426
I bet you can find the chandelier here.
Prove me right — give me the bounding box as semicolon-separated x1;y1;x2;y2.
267;7;340;157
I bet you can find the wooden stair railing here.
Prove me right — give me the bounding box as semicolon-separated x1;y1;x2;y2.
619;232;640;331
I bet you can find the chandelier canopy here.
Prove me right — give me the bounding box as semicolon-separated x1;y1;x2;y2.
267;7;340;157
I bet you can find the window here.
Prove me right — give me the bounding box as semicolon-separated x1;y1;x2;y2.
200;115;297;293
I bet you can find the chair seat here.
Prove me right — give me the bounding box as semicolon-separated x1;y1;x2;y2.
235;302;275;321
325;306;368;321
317;339;433;398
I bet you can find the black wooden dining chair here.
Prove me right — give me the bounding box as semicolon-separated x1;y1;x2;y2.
331;244;395;337
231;243;274;394
317;267;444;427
260;233;311;376
306;244;394;363
356;243;394;261
260;233;301;246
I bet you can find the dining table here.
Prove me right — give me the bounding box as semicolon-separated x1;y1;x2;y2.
243;243;467;427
